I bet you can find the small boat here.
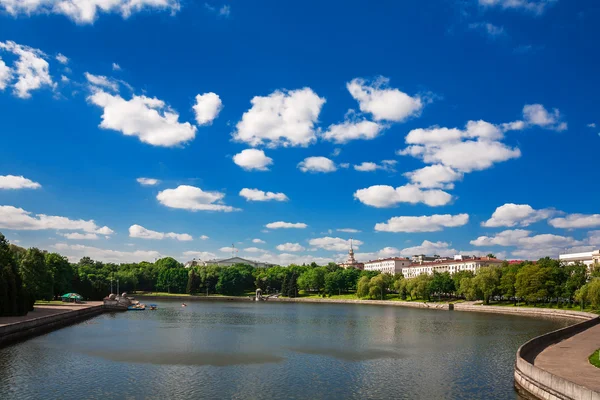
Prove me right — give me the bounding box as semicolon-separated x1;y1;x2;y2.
181;303;187;307
149;304;157;310
128;303;146;311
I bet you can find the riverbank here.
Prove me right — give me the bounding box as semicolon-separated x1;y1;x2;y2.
0;302;104;348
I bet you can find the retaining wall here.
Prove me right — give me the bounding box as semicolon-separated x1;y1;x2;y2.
454;304;597;321
513;315;600;400
0;305;104;347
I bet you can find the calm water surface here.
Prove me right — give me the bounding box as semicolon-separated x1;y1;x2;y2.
0;300;575;399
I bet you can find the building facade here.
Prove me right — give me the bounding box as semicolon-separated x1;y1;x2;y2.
364;258;412;275
401;256;504;279
558;250;600;268
186;256;274;268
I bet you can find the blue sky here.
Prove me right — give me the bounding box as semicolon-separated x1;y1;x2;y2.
0;0;599;265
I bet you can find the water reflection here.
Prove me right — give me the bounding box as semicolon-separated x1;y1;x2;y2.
0;300;575;400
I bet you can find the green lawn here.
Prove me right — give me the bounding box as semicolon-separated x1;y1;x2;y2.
589;349;600;369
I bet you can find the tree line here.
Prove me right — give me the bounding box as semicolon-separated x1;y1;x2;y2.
2;231;599;317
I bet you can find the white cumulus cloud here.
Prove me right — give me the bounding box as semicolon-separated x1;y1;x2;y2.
403;165;463;189
129;224;193;241
193;92;222;126
239;188;288;202
233;149;273;171
55;53;68;64
374;214;469;232
0;175;41;189
482;203;555;227
265;221;307;229
276;242;305;252
84;72;119;92
157;185;238;212
59;232;99;240
0;0;181;24
88;90;197;147
353;160;396;172
321;117;386;144
252;238;265;244
136;177;160;186
54;243;161;263
548;214;600;229
0;205;113;234
232;87;325;148
522;104;567;131
337;228;360;233
347;77;423;122
354;184;452;208
0;40;55;98
0;57;11;90
297;156;337;173
478;0;556;15
309;236;362;252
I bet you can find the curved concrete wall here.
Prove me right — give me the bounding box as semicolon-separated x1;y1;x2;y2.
514;315;600;400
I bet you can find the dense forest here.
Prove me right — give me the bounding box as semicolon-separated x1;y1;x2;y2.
1;232;599;317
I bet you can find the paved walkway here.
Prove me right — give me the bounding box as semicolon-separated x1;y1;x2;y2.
0;302;102;327
534;323;600;392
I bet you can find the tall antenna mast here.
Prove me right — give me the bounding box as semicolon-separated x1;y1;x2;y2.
350;237;353;251
232;243;235;258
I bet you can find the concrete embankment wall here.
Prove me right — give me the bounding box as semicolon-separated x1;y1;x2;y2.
513;315;600;400
454;304;596;321
0;305;104;348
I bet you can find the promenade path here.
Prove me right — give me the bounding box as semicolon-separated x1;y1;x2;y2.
534;323;600;392
0;302;102;328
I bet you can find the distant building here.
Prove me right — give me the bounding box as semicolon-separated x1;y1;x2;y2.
338;239;364;270
559;250;600;268
364;257;412;275
185;256;274;268
402;256;504;279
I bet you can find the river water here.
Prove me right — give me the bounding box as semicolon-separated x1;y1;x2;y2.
0;300;574;399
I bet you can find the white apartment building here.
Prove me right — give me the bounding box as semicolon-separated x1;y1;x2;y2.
558;250;600;267
364;258;412;275
401;256;504;279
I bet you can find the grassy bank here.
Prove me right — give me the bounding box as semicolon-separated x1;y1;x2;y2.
589;349;600;369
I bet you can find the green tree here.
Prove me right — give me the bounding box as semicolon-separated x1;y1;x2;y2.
356;276;370;298
430;271;455;300
585;278;600;309
45;253;73;297
395;278;408;300
324;270;345;295
515;263;552;305
216;265;254;295
0;234;28;316
472;266;501;305
563;262;588;305
499;263;520;304
412;274;434;300
20;247;53;307
155;257;183;270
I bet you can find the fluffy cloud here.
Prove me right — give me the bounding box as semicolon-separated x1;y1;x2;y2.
233;149;273;171
0;205;113;234
0;0;180;24
252;252;334;266
112;63;121;71
399;120;521;173
239;188;288;202
0;175;41;189
55;53;68;64
157;185;238;212
193;92;222;126
276;243;305;252
0;57;11;90
321;118;386;144
232;88;325;147
403;165;463;189
354;184;452;208
399;240;457;256
129;224;193;241
265;221;307;229
136;177;160;186
54;243;161;263
337;228;360;233
478;0;556;15
374;214;469;232
59;232;99;240
470;229;532;246
297;156;337;173
252;238;265;244
522;104;567;131
199;235;209;240
347;77;423;122
548;214;600;229
353;160;397;172
244;247;268;253
482;203;555;227
182;251;216;261
84;72;119;92
0;41;55;98
309;236;363;251
88;90;197;147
